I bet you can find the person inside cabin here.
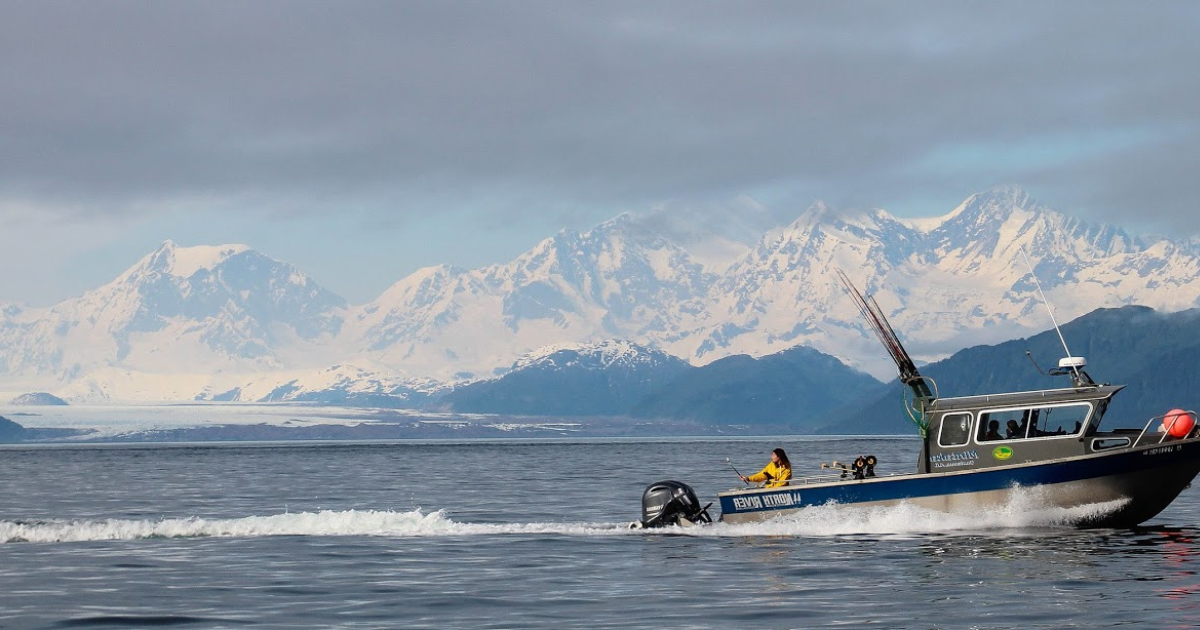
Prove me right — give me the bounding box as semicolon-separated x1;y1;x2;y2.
741;448;793;488
1006;420;1023;439
984;420;1002;441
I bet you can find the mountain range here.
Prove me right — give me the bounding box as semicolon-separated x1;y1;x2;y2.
436;304;1200;434
440;340;883;431
3;186;1200;404
444;340;695;417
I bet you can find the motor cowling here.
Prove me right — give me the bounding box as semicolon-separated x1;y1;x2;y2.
634;480;712;528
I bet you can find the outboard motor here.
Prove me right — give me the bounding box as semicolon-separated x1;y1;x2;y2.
632;480;712;528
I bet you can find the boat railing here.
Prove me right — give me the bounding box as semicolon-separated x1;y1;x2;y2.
938;385;1104;405
736;471;910;490
1133;410;1199;447
788;474;850;486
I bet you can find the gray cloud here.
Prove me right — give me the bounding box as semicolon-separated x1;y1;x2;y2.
2;1;1197;229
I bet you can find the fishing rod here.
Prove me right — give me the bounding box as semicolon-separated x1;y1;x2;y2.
725;458;744;479
728;458;778;487
728;457;773;486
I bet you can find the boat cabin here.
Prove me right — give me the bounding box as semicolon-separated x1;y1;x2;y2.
922;384;1133;473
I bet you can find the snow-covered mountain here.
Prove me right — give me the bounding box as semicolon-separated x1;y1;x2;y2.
681;188;1200;374
0;240;348;399
341;214;715;379
3;187;1199;402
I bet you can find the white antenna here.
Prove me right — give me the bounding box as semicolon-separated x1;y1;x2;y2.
1019;246;1071;358
1019;246;1088;383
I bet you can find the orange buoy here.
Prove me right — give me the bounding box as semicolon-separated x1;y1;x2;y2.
1163;409;1196;439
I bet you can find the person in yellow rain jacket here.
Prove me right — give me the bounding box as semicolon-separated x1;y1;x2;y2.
741;448;792;488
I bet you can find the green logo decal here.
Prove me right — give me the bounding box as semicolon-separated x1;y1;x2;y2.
993;446;1014;460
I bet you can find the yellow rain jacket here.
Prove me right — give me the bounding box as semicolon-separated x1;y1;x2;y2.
747;461;792;488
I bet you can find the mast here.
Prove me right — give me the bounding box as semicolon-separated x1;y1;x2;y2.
837;271;936;463
837;271;934;401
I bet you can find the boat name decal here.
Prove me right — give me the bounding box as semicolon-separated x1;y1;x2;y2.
1145;444;1183;456
731;491;802;511
930;449;978;469
932;460;975;469
929;450;978;463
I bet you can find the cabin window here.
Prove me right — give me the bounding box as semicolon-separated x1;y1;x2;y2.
977;403;1092;442
978;409;1027;441
938;413;972;447
1029;403;1090;437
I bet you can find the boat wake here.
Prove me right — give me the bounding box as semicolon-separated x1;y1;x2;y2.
1;490;1129;544
0;509;632;544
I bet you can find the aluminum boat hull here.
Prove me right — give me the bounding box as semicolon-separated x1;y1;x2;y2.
719;437;1200;527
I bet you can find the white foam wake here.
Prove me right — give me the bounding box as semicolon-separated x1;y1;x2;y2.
685;496;1130;538
0;509;629;544
0;491;1129;544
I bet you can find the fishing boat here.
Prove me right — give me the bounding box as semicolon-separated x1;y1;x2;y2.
635;270;1200;529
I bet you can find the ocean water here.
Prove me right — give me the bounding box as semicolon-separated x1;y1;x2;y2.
2;437;1199;629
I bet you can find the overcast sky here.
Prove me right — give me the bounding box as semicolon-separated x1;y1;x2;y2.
2;1;1197;305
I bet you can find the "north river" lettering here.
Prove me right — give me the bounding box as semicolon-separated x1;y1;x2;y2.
731;491;802;511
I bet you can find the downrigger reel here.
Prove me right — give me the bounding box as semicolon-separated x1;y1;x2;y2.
820;454;878;480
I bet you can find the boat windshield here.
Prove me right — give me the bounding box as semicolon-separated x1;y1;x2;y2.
1084;398;1111;433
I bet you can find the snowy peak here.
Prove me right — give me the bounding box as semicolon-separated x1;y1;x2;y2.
370;264;467;312
924;189;1041;266
925;187;1139;277
124;240;252;281
726;200;916;294
900;186;1033;235
959;186;1033;219
0;242;348;383
938;188;1029;231
510;339;685;372
754;201;912;260
92;242;347;341
351;263;475;356
508;213;677;284
344;213;715;381
493;212;713;334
